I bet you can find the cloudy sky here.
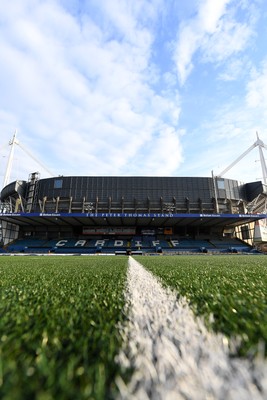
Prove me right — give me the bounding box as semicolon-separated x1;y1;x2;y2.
1;0;267;185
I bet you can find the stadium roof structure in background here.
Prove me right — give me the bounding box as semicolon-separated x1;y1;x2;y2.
1;131;267;189
1;132;267;224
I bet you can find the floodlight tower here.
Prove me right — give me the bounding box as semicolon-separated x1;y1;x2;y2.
217;132;267;184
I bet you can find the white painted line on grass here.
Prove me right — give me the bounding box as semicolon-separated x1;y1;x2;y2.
116;257;267;399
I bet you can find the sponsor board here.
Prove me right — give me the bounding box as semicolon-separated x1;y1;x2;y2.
1;212;266;219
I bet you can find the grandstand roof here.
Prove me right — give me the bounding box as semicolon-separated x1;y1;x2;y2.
0;212;265;230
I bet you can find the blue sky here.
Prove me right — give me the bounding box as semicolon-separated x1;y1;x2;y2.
1;0;267;185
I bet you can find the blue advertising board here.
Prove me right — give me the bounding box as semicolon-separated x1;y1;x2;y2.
0;212;266;219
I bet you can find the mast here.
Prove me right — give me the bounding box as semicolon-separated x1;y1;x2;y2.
3;130;19;188
2;131;54;188
217;132;267;183
256;132;267;185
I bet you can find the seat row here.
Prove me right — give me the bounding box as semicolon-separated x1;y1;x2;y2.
5;237;252;254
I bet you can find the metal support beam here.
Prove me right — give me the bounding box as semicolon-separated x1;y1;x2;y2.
217;132;267;184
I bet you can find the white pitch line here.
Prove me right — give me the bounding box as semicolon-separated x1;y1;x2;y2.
116;256;267;400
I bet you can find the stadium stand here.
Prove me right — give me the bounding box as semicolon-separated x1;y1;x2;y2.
0;175;266;254
3;235;252;255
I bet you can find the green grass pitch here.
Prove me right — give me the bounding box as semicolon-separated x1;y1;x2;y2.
0;254;266;399
0;256;128;400
137;254;267;357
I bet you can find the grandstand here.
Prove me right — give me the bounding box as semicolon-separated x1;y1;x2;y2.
1;133;267;255
0;173;266;254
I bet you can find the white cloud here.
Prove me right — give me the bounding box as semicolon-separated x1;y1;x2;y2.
174;0;231;84
128;126;183;176
0;0;182;183
173;0;256;85
173;23;199;85
1;0;265;188
198;0;230;33
201;18;254;63
218;58;246;81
